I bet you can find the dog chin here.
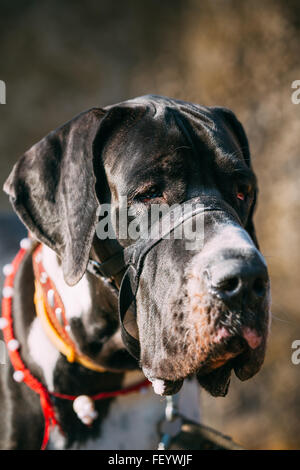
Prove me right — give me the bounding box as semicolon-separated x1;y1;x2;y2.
196;332;267;397
142;347;241;397
143;326;266;397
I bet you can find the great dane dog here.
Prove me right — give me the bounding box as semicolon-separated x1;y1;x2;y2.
0;95;270;449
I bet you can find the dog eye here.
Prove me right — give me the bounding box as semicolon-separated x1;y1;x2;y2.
236;184;251;202
135;189;163;203
236;191;245;201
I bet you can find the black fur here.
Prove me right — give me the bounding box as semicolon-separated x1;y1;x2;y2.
1;95;270;449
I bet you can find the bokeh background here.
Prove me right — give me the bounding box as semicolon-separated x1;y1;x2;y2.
0;0;299;449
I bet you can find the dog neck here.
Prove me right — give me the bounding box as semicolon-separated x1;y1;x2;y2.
28;244;138;390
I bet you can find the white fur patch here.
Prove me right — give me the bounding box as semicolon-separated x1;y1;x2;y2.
28;317;60;391
42;245;92;320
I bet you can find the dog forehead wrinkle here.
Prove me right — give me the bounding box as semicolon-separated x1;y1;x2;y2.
42;245;92;319
103;107;187;169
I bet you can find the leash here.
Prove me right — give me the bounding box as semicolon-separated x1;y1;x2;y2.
1;240;150;449
158;395;182;449
157;394;244;450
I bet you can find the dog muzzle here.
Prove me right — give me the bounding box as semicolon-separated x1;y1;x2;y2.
87;196;242;363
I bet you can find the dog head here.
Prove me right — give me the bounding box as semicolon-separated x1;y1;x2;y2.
4;95;271;396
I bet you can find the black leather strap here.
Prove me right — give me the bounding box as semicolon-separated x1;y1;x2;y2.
118;266;140;360
87;250;125;279
118;197;242;361
88;197;242;362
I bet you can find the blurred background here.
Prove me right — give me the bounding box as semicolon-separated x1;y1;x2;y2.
0;0;299;449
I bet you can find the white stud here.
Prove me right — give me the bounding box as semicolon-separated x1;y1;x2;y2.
0;317;8;329
7;339;20;351
55;307;63;324
35;253;42;263
65;325;71;333
40;272;48;284
73;395;98;426
20;238;32;250
80;413;98;426
2;286;14;298
3;264;13;276
47;289;55;307
13;370;24;382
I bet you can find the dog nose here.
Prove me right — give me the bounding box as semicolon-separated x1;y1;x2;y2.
209;257;269;303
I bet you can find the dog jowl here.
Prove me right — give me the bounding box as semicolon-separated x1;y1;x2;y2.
4;95;271;399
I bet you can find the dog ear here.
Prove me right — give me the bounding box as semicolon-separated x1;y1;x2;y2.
212;106;251;167
211;107;259;249
4;108;108;286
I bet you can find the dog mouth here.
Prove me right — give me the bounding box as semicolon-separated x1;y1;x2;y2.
210;325;262;363
201;331;247;370
196;325;262;374
196;324;267;397
144;325;265;397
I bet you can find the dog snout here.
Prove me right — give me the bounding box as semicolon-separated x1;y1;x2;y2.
208;255;269;304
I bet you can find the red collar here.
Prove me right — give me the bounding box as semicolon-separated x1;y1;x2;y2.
1;239;150;449
32;244;108;372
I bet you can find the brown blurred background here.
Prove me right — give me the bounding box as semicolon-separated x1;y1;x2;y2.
0;0;299;449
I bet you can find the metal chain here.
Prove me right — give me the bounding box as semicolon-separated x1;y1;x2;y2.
157;394;183;450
